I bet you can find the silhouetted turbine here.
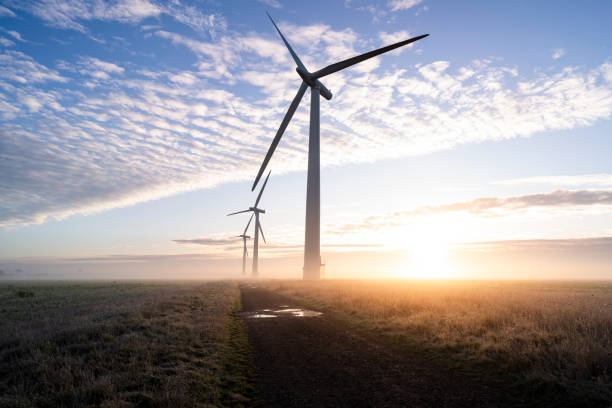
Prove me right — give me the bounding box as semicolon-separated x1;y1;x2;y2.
228;171;271;277
235;212;253;275
252;13;428;280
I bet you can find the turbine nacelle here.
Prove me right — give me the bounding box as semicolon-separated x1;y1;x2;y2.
296;67;333;100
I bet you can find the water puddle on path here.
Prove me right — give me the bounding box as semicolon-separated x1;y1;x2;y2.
243;306;323;319
274;308;323;317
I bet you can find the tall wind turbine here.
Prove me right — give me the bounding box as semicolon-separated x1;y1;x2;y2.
235;213;253;275
228;171;271;277
252;13;429;280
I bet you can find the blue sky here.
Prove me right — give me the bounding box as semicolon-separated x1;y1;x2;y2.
1;0;612;279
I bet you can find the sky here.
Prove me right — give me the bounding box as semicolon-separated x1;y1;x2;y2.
1;0;612;280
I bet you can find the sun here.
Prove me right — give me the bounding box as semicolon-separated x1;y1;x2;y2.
389;219;463;279
405;239;458;279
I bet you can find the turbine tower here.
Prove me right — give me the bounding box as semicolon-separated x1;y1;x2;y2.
235;213;253;275
252;13;429;280
228;171;271;277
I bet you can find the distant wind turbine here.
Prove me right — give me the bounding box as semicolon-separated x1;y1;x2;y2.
252;13;429;280
235;213;253;275
228;171;271;277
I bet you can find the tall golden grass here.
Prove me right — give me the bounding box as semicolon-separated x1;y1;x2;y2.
266;279;612;402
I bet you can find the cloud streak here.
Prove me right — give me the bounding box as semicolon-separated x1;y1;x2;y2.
171;236;385;258
0;6;16;17
493;174;612;188
458;236;612;253
331;190;612;234
173;238;241;246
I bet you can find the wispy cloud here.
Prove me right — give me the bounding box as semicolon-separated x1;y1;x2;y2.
458;236;612;253
72;56;125;79
162;4;226;38
0;50;67;84
330;190;612;234
80;56;124;73
8;0;225;36
0;28;25;43
493;174;612;188
0;37;14;47
173;238;241;246
378;30;413;55
0;6;16;17
388;0;424;12
61;253;234;262
25;0;161;32
256;0;282;9
552;48;566;60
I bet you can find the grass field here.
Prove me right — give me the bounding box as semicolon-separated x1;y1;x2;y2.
3;279;611;407
0;281;253;408
264;279;612;405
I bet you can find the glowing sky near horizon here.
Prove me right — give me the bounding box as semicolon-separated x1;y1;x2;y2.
1;0;612;279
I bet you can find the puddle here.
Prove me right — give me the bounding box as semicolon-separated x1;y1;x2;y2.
273;308;323;317
243;306;323;319
289;309;323;317
274;308;302;313
246;313;278;319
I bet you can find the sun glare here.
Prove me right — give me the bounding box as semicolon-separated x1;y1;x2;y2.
406;239;458;279
390;218;463;279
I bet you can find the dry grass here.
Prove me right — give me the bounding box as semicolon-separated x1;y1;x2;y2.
265;279;612;403
0;280;253;408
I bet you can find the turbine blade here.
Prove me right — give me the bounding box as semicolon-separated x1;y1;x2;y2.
252;81;307;191
254;170;271;208
259;223;267;244
311;34;429;79
227;209;251;216
267;12;307;72
243;212;254;235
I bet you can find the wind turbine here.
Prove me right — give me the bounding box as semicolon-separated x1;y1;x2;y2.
235;213;253;275
228;171;271;277
252;13;429;280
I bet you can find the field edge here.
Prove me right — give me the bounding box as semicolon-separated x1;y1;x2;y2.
218;288;259;407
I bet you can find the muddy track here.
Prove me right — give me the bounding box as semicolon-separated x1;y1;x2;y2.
241;286;519;408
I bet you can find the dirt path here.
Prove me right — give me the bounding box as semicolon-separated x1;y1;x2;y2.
241;286;519;408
